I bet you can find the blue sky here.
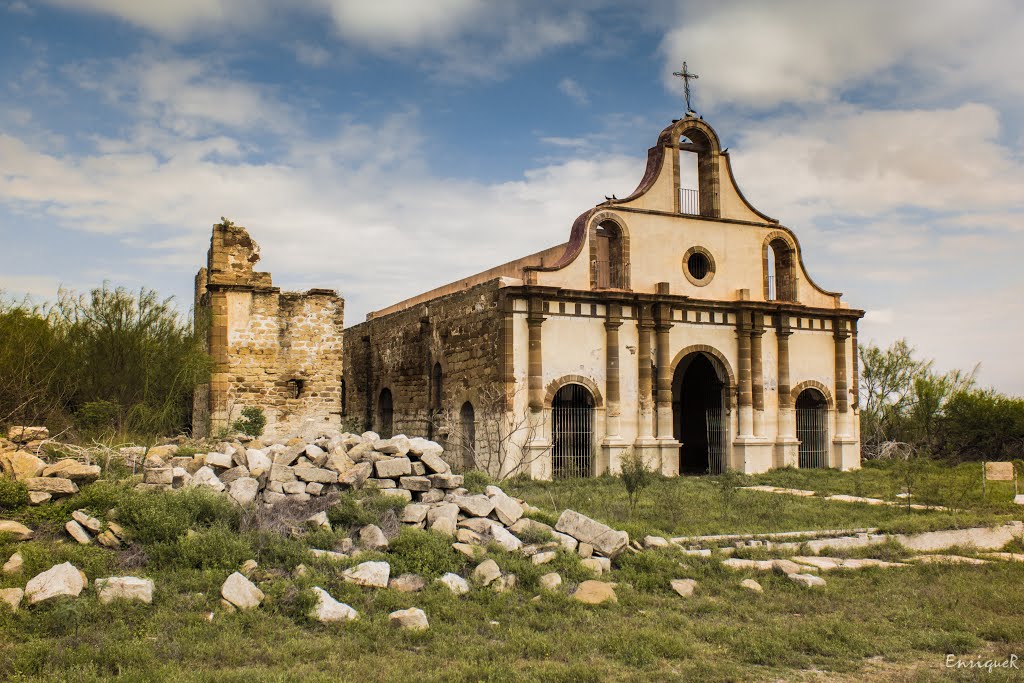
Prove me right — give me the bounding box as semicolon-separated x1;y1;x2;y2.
1;1;1022;394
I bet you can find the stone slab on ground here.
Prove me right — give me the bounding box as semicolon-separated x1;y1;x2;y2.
25;562;86;604
342;561;390;588
310;587;359;623
389;607;429;631
96;576;154;604
572;580;617;604
555;510;629;558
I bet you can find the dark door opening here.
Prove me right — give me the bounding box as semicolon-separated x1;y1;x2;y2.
551;383;594;478
796;388;829;468
377;388;393;439
459;401;475;471
673;353;728;474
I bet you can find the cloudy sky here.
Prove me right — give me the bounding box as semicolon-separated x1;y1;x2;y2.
1;1;1022;393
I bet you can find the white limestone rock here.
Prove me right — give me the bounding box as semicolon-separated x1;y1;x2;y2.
418;451;450;474
437;572;470;595
204;452;234;469
191;466;225;493
374;435;411;456
453;494;494;518
3;552;24;574
531;551;557;566
221;572;264;609
670;578;697;598
359;524;389;551
25;562;85;604
293;467;338;484
389;606;428;631
643;535;669;549
491;495;524;526
0;520;34;541
741;579;764;593
310;587;359;623
0;587;23;611
342;561;390;588
489;525;523;552
95;576;154;604
555;509;629;558
24;477;78;496
374;457;412;479
789;573;827;588
539;572;562;591
65;520;93;545
473;559;501;587
228;477;260;506
245;449;272;476
401;503;429;524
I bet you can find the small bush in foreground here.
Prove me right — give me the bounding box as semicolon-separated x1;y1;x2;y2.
0;479;29;510
387;527;464;578
118;488;240;544
232;406;266;438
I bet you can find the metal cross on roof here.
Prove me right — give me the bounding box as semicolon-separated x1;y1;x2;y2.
672;62;699;113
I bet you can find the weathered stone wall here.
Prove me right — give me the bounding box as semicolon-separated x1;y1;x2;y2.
193;223;344;438
343;280;506;468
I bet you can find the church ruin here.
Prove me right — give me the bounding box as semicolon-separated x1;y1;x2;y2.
194;112;864;478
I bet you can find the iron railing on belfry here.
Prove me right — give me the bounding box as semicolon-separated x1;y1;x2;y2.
680;187;699;215
593;260;627;289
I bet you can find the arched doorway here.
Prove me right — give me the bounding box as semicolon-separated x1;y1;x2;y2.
551;383;594;478
459;401;475;471
376;388;393;439
672;353;728;474
796;388;829;468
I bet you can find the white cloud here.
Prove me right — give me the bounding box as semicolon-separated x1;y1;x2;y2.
558;77;589;106
661;0;1024;109
291;42;331;67
6;1;32;14
41;0;268;38
318;0;484;47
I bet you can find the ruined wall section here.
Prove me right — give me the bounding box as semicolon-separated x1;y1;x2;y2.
343;280;506;467
193;223;344;438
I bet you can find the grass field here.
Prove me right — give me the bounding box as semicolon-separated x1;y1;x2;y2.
1;462;1022;682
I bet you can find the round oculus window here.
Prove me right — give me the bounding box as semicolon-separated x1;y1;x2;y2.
683;246;715;286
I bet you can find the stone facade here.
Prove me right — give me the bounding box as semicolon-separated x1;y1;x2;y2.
343;281;506;470
342;115;864;478
192;223;344;438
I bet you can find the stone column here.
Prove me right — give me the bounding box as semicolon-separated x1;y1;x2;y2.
775;315;798;467
604;303;622;438
524;296;550;478
207;288;230;436
833;319;850;435
636;305;655;442
654;303;673;440
750;316;765;437
527;297;545;413
850;321;860;411
736;309;754;438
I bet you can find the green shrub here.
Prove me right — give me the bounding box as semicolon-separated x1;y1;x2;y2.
387;527;463;578
515;524;554;545
148;524;253;569
117;488;240;544
233;406;267;438
463;469;493;493
0;479;29;510
326;495;373;529
620;448;653;514
361;493;408;520
73;399;122;434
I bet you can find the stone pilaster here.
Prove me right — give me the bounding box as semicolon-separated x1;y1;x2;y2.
602;303;627;473
735;310;754;438
636;304;655;443
832;318;859;470
774;315;798;467
527;297;545;413
750;316;765;437
653;303;679;475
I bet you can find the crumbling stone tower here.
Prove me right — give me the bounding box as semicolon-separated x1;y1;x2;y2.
192;222;344;438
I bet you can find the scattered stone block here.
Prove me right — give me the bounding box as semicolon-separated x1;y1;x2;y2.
438;572;470;595
427;473;463;489
539;572;562;591
8;426;48;443
577;542;594;559
2;451;46;481
218;466;250;484
359;524;389;551
374;458;412;479
97;530;121;548
65;520;93;545
294;467;338;484
0;587;23;611
96;576;154;604
789;573;826;588
310;587;359;623
338;462;373;488
389;607;429;631
3;552;23;574
221;572;264;609
493;574;517;593
228;478;260;506
453;494;494;518
25;562;85;604
389;574;427;592
643;535;669;549
375;435;411;456
0;520;33;541
399;476;431;492
24;477;78;496
205;452;234;469
419;451;450;474
191;467;225;493
401;504;429;524
42;459;101;482
343;561;390;588
491;495;524;526
144;468;173;485
531;551;556;566
556;510;629;559
28;492;51;505
380;488;412;501
740;579;763;593
489;525;523;552
473;559;501;586
572;580;617;605
670;578;697;598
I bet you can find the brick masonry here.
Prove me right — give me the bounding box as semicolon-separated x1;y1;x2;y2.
192;223;344;438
